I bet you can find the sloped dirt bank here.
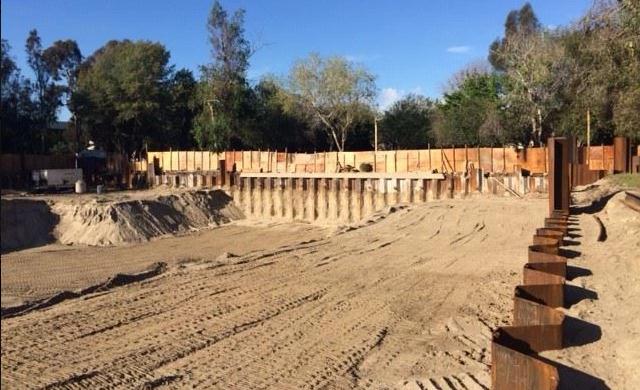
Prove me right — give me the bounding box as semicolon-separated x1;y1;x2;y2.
0;190;244;252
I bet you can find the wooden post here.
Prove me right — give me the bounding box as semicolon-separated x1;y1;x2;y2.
324;152;327;173
586;109;591;164
503;145;506;172
391;151;395;173
406;151;409;173
374;118;378;152
602;143;605;171
465;144;468;172
374;150;377;172
490;146;494;173
452;144;456;172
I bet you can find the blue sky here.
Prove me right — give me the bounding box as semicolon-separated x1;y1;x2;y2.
2;0;592;119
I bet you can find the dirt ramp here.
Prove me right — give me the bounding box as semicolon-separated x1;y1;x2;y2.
1;199;59;252
54;190;244;246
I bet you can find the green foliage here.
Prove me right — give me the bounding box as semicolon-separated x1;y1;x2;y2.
286;53;376;151
166;69;197;148
250;77;318;151
5;0;638;156
1;39;39;153
435;73;510;146
486;0;640;145
193;0;254;151
73;40;173;153
380;95;434;149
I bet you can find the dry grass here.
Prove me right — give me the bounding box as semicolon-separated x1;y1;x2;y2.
607;173;640;189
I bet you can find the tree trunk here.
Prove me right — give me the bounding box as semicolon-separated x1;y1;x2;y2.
536;108;543;146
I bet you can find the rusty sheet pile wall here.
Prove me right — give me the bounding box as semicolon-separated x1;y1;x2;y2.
491;137;604;389
156;169;547;222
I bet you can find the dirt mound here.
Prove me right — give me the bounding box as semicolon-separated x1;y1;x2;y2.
1;190;244;251
1;199;59;252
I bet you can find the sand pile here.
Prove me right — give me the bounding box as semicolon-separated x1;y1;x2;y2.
1;190;244;251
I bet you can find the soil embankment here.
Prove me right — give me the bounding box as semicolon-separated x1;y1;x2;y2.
1;190;244;252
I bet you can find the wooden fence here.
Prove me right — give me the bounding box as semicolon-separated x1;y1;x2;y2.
145;151;223;173
143;145;616;175
0;154;76;175
0;143;620;179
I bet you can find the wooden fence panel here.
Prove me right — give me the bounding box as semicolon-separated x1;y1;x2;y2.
492;148;505;172
140;143;625;175
587;146;604;170
453;148;466;172
504;148;518;173
521;148;546;173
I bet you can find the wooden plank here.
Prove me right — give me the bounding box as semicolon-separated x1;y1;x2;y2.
240;172;446;180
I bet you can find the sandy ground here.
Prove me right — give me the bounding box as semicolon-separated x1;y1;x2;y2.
541;188;640;390
1;183;637;389
0;221;328;309
1;197;544;389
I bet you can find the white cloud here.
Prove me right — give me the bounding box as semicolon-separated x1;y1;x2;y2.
344;54;381;63
379;88;401;110
446;46;471;54
378;86;424;110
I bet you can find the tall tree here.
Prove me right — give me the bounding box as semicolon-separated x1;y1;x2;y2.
435;72;509;146
42;39;82;151
286;53;376;151
488;4;567;145
73;40;173;153
251;77;316;151
380;95;434;149
26;30;62;152
1;39;39;153
193;0;254;151
166;69;198;148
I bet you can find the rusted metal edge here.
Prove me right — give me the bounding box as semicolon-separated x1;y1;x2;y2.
492;214;569;389
524;262;566;285
492;337;560;390
623;191;640;212
515;284;564;309
532;235;562;247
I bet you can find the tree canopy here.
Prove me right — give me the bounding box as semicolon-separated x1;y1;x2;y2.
73;40;174;153
286;53;376;152
2;0;638;156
